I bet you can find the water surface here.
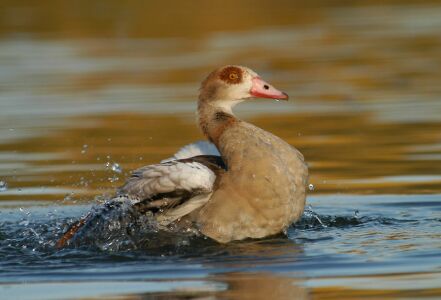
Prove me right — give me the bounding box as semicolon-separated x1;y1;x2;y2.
1;1;441;299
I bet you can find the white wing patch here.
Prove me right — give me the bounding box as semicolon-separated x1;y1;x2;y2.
162;141;220;162
119;160;216;203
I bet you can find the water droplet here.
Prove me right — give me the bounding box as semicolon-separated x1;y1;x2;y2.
81;144;88;154
0;180;8;192
19;220;29;226
64;192;74;201
313;214;327;228
308;183;315;191
111;163;122;173
108;175;119;183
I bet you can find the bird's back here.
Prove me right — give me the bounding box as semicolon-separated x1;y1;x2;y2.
197;121;308;242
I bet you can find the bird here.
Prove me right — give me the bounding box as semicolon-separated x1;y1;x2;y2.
56;65;308;247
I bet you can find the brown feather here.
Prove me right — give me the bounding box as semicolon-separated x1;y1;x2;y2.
56;217;88;248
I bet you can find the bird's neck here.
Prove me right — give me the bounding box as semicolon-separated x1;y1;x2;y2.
197;100;239;147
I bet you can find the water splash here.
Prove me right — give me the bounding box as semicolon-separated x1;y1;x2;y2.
108;175;119;183
54;199;200;252
111;163;122;173
81;144;88;154
303;205;327;228
64;192;75;202
105;162;122;173
0;180;8;192
354;210;360;218
0;198;423;267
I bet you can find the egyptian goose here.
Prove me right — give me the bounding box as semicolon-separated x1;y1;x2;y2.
57;65;308;247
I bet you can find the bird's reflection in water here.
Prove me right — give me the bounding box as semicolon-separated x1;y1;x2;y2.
186;239;308;299
129;272;309;300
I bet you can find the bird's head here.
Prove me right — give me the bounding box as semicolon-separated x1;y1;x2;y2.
199;65;288;109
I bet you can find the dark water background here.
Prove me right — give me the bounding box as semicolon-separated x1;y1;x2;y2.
1;1;441;299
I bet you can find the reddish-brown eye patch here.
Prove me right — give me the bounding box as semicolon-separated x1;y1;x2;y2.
219;66;243;84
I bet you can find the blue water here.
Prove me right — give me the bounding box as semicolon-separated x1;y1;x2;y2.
1;194;440;299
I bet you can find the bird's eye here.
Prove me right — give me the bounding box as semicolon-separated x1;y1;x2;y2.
229;73;239;80
220;66;242;84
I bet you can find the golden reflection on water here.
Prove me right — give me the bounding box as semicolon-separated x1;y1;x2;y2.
214;272;309;300
310;273;441;300
0;0;331;38
1;111;440;201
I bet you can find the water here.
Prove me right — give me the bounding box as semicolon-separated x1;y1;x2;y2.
0;181;7;192
1;195;440;299
1;1;441;299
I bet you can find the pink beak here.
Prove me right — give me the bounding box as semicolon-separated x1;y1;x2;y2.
250;77;289;100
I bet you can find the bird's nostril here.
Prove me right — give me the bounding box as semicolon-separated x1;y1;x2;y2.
263;85;269;90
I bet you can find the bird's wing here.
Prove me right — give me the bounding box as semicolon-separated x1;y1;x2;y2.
118;155;225;205
56;149;226;248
